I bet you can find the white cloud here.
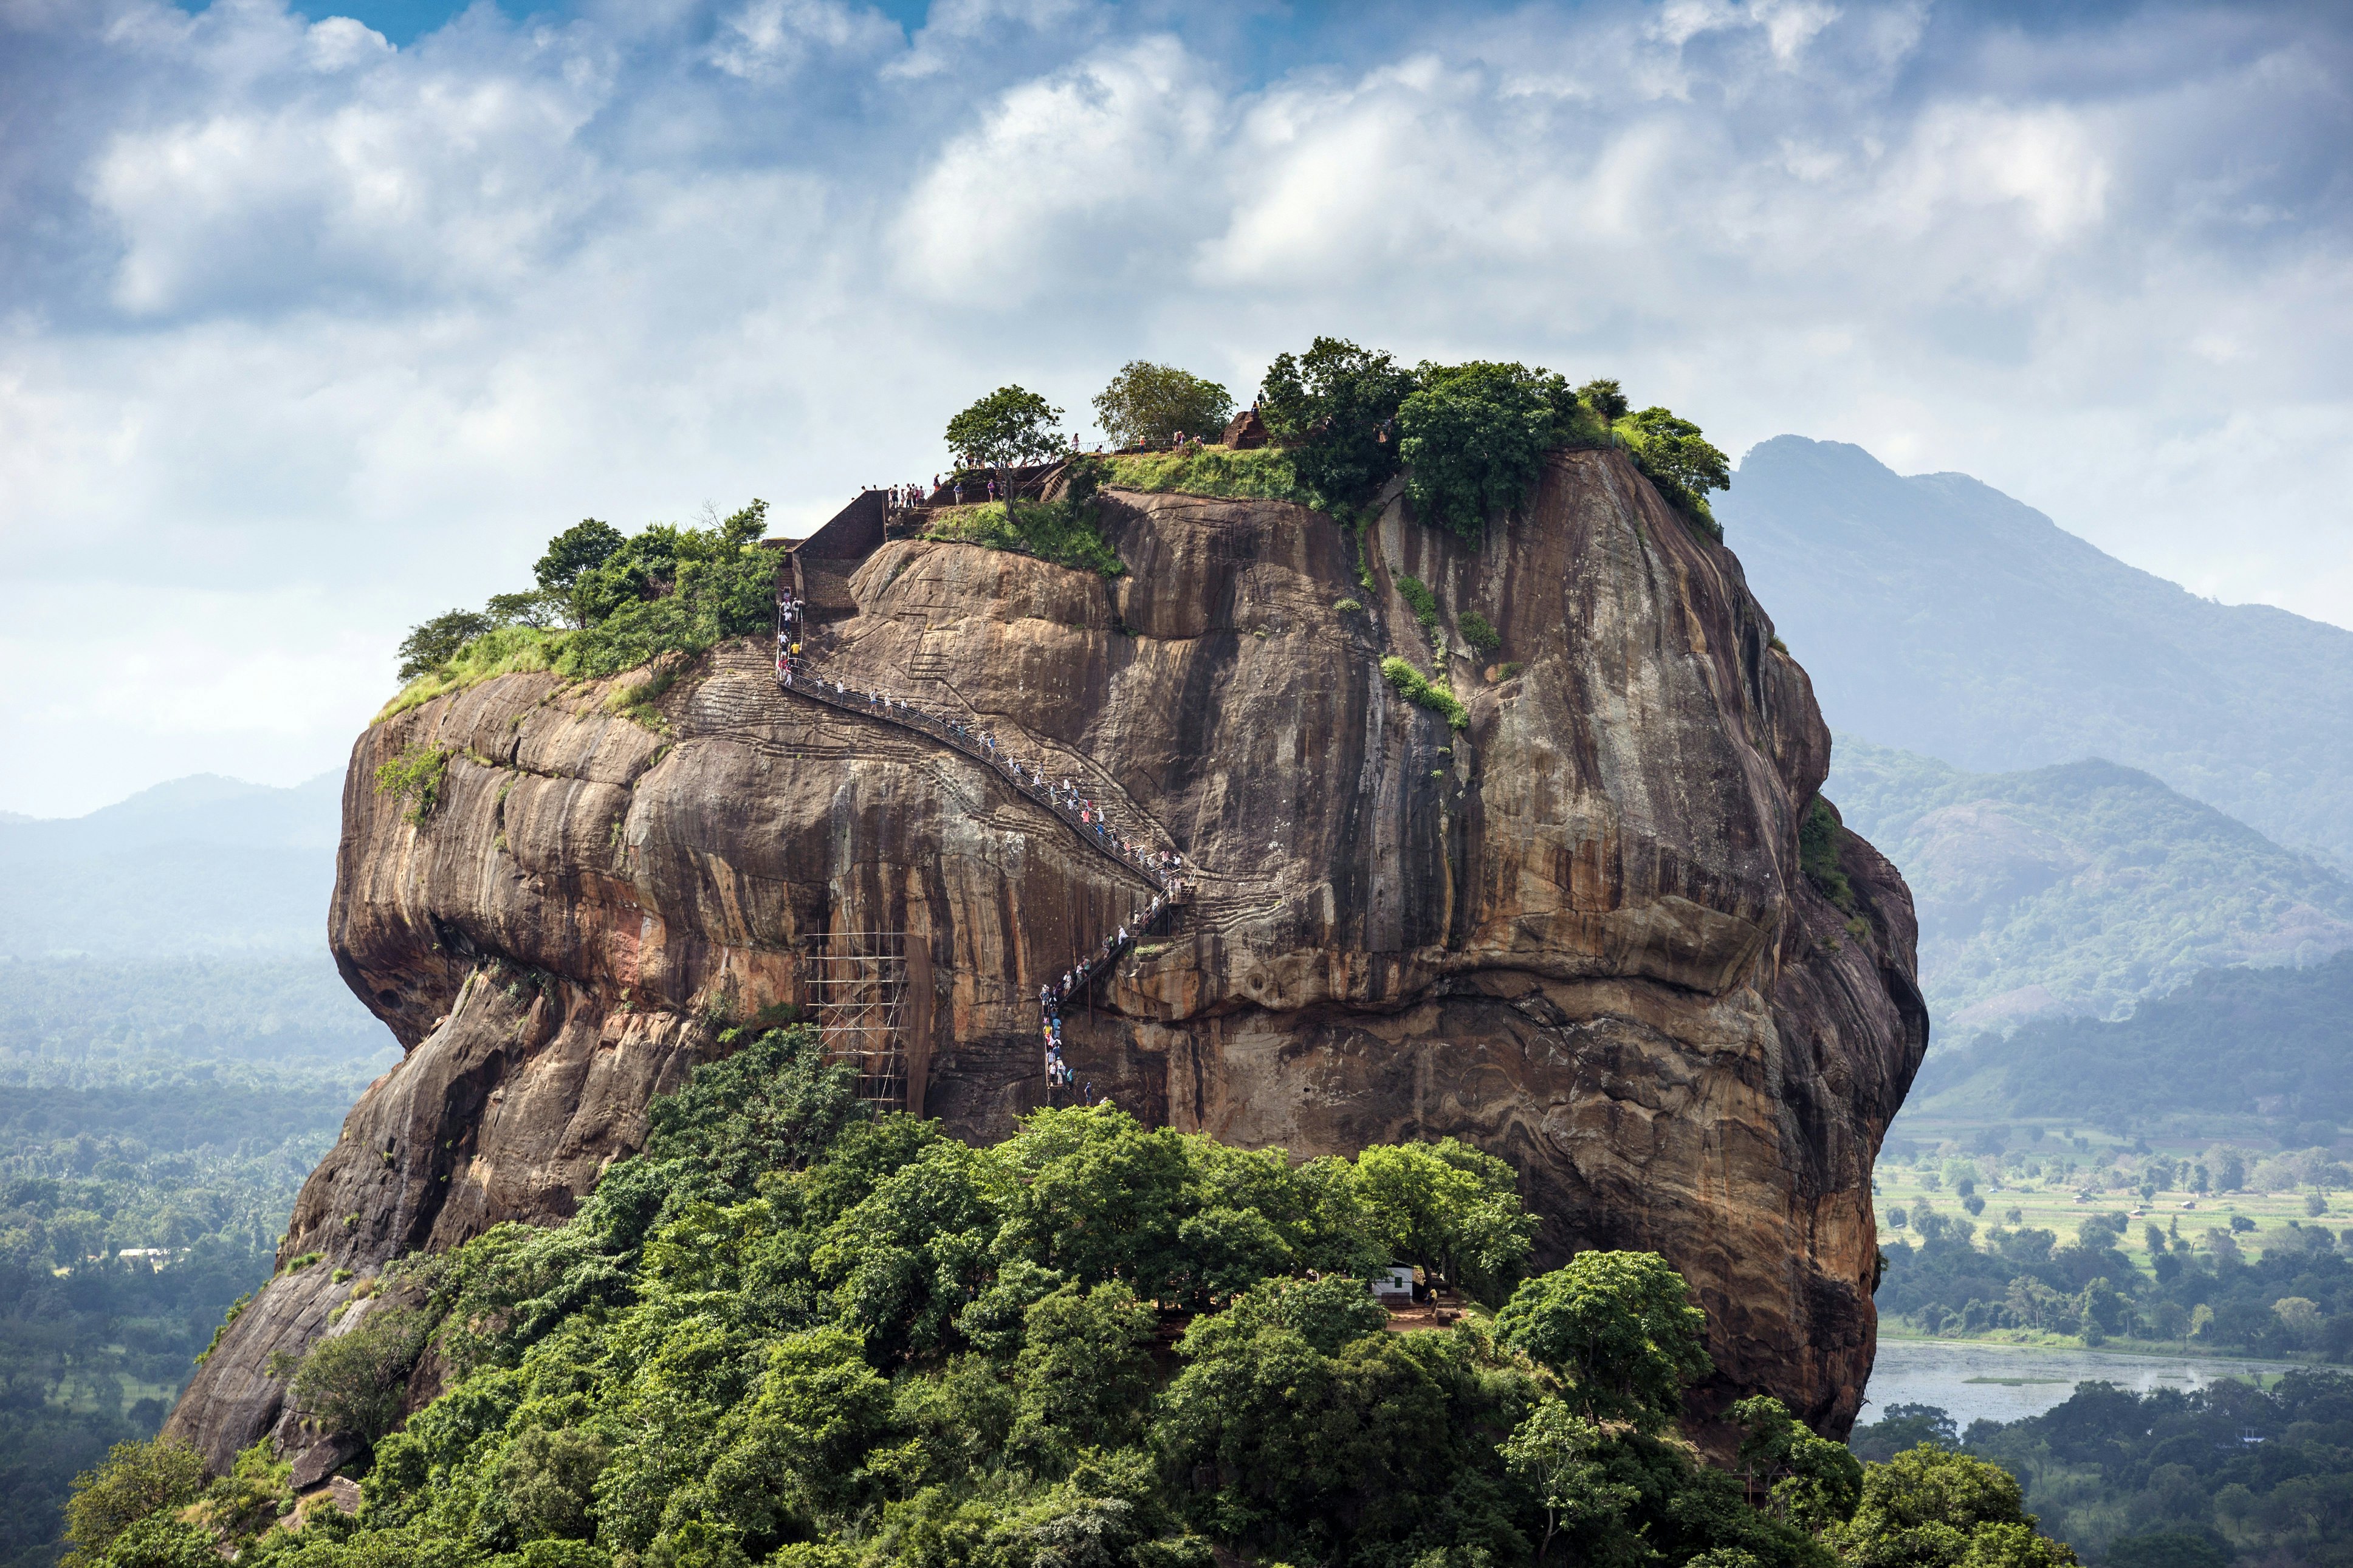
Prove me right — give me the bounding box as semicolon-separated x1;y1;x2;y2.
709;0;898;81
1;0;2350;815
305;16;392;72
893;35;1224;305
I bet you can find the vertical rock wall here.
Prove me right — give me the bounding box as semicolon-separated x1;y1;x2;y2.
170;448;1925;1471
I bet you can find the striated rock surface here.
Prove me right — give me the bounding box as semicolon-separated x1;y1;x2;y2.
170;448;1926;1471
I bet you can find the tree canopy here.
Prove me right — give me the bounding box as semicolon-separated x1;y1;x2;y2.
1256;337;1418;515
69;1022;2089;1568
1091;361;1234;449
945;385;1068;468
1395;361;1584;539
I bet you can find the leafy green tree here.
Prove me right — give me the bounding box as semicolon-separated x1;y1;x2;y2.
1499;1397;1638;1566
1348;1137;1537;1303
396;609;493;679
1579;379;1629;421
1257;337;1418;513
1825;1445;2078;1568
1156;1304;1521;1561
1493;1251;1711;1431
534;519;627;622
1091;361;1234;448
1732;1394;1863;1532
487;589;567;629
499;1426;608;1541
1622;406;1732;522
812;1137;995;1361
288;1303;432;1446
1396;361;1578;538
63;1437;207;1567
946;385;1067;468
1009;1282;1159;1468
988;1107;1197;1299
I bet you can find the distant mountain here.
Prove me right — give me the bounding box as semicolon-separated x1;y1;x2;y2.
1824;741;2353;1035
1904;950;2353;1139
0;772;343;958
1723;437;2353;866
0;772;383;1069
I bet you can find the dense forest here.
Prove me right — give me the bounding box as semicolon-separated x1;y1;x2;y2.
61;1027;2073;1568
0;990;389;1568
1851;1372;2353;1566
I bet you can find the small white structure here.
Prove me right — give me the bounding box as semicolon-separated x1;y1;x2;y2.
1372;1264;1415;1303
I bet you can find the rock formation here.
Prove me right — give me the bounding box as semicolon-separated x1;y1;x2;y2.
169;448;1926;1472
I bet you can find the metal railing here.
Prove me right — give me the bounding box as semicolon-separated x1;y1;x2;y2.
771;592;1186;1108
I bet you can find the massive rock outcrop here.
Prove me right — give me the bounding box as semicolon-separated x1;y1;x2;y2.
170;449;1927;1472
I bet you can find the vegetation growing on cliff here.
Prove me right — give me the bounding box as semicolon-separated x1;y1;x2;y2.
380;504;777;719
921;459;1125;577
1242;337;1726;541
1381;656;1468;730
65;1025;2078;1568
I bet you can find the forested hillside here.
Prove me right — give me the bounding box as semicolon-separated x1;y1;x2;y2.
1725;437;2353;867
1905;952;2353;1134
1823;741;2353;1034
61;1028;2073;1568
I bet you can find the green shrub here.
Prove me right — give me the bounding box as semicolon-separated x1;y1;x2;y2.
1394;575;1441;641
287;1304;431;1446
1799;797;1856;913
1379;657;1467;730
1092;361;1234;448
1617;408;1731;540
1460;610;1501;654
283;1251;324;1273
926;497;1125;577
372;745;450;826
1333;598;1362;614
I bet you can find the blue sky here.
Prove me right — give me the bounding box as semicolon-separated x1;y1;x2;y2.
1;0;2349;815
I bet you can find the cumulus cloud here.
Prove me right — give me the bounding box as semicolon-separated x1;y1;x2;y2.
0;0;2349;815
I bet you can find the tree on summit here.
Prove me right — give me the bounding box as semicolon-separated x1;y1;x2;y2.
1091;360;1233;448
946;385;1067;468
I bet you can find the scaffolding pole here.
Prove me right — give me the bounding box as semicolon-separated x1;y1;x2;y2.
799;933;908;1110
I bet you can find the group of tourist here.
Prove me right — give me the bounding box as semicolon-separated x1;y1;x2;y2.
875;480;936;510
773;588;1188;1108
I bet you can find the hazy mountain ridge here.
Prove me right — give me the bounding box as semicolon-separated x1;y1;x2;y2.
0;773;345;960
1905;949;2353;1135
1725;436;2353;866
1824;739;2353;1035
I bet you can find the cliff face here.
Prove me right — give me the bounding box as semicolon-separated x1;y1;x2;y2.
170;449;1926;1471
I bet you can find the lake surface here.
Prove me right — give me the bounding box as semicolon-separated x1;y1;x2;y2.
1861;1338;2305;1431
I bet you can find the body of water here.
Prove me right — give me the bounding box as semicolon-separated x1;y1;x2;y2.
1861;1337;2305;1431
